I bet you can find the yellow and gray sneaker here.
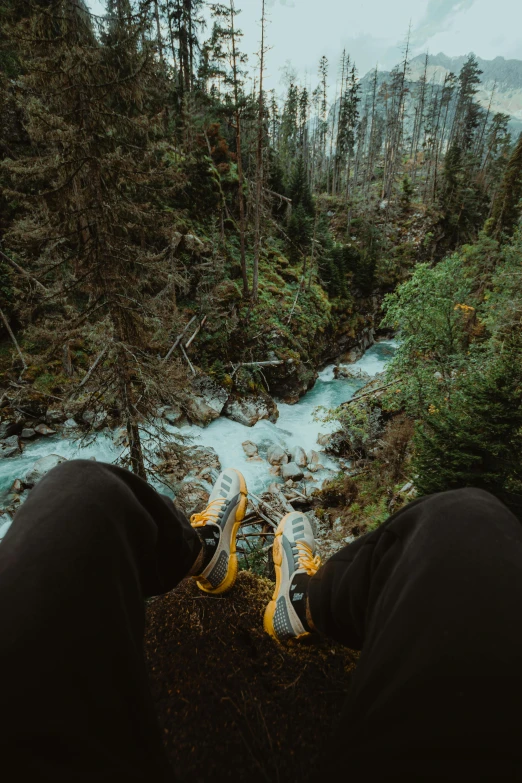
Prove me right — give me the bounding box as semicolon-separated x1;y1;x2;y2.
190;468;248;595
264;511;321;641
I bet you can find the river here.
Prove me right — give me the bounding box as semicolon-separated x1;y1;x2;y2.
0;339;397;540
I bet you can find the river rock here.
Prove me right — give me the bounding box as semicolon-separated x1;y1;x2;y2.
266;445;288;465
63;418;78;430
268;465;280;476
0;435;21;458
159;405;184;426
10;478;24;493
307;449;320;466
281;462;304;481
334;366;371;381
184;376;228;427
34;423;57;436
242;440;258;458
25;454;67;486
46;406;66;424
174;479;210;517
223;395;279;428
290;445;307;468
21;428;36;439
82;410;107;430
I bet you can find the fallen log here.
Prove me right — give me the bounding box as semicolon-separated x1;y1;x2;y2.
78;346;108;388
162;315;197;363
185;316;207;349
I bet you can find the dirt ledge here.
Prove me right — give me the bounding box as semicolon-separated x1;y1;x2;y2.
145;571;358;782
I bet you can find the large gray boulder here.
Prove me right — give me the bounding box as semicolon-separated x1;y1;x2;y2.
34;423;57;437
159;405;184;426
242;440;258;458
281;462;304;481
223;395;279;428
307;449;320;466
0;435;20;459
25;454;67;486
334;366;371;381
82;410;107;430
46;406;66;424
266;444;288;465
290;445;307;468
184;376;228;427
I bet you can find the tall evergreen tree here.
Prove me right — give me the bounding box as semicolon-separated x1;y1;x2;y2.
486;133;522;239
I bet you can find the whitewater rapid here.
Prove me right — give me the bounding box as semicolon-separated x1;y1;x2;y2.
0;340;397;538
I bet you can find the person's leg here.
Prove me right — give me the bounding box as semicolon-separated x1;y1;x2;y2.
0;459;201;781
306;488;522;776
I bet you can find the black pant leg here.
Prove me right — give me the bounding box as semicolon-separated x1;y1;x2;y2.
309;488;522;777
0;459;200;781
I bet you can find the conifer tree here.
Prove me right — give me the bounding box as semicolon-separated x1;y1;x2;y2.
486;133;522;239
3;0;184;477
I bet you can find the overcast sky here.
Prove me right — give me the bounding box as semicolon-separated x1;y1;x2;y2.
88;0;522;92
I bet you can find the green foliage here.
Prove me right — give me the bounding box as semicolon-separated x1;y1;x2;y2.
412;339;522;514
382;232;522;515
486;133;522;240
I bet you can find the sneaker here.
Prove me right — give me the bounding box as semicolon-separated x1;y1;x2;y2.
190;468;248;595
263;511;321;641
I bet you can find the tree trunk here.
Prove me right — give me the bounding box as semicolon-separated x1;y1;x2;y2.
252;0;266;304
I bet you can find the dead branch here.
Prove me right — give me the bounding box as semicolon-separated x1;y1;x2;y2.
340;377;404;408
0;306;27;372
162;315;197;363
180;343;196;375
0;249;49;293
78;346;108;388
185;316;207;349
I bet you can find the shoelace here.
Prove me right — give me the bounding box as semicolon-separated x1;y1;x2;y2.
190;498;225;528
296;540;321;576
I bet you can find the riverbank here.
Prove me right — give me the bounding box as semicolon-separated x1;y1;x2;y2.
0;340;397;541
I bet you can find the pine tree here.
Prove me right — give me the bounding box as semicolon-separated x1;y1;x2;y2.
207;1;250;296
3;0;184;477
486;133;522;239
413;339;522;515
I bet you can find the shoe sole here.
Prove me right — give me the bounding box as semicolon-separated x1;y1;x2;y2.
196;469;248;596
263;514;287;640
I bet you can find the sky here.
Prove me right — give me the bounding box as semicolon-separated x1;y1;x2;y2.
87;0;522;93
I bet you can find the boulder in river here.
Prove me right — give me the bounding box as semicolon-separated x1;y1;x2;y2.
266;445;288;465
21;428;36;439
25;454;67;486
46;406;66;424
281;462;304;481
184;376;228;427
242;440;259;458
334;366;371;382
0;435;21;459
223;395;279;428
159;405;184;426
82;410;107;430
34;423;57;437
307;449;320;466
290;445;307;468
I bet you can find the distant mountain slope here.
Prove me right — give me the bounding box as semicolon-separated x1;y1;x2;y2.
410;53;522;130
360;53;522;138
